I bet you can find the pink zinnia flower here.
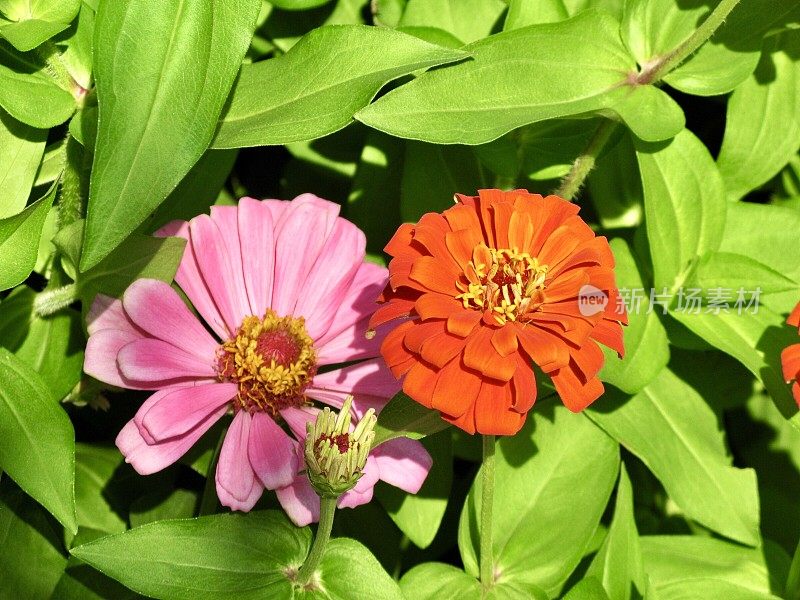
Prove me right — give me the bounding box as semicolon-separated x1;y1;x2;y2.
84;194;432;525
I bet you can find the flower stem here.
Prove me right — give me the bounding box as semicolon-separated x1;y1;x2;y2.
554;119;617;201
34;283;78;317
637;0;743;84
297;496;337;586
480;434;496;591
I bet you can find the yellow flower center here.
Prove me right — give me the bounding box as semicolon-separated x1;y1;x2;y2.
216;311;317;415
455;244;549;325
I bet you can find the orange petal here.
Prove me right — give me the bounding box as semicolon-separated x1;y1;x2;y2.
442;401;478;434
380;321;416;377
413;213;457;264
403;320;447;355
445;228;482;270
385;223;417;258
551;361;604;412
415;293;461;321
370;297;416;329
463;327;516;382
491;325;518;357
420;329;468;369
782;344;800;383
446;310;482;337
431;357;481;417
592;319;625;358
571;340;605;384
511;358;537;414
402;361;438;408
475;379;526;435
516;326;570;372
409;256;460;295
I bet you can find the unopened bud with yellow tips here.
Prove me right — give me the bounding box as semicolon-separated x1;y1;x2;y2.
304;396;376;498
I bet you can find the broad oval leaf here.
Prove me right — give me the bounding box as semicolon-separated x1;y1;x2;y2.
717;34;800;202
0;180;56;291
0;0;80;51
357;11;685;145
635;128;725;290
400;561;549;599
0;108;45;218
373;392;451;447
213;25;468;148
81;0;261;270
398;0;506;44
588;367;760;546
0;40;76;127
458;402;619;596
0;347;76;533
71;510;404;599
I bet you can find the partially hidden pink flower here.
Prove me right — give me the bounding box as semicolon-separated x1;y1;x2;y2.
84;194;432;525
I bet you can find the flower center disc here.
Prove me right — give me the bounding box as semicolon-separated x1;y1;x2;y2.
455;243;549;325
217;311;317;415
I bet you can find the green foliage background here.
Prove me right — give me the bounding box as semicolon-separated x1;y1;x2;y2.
0;0;799;598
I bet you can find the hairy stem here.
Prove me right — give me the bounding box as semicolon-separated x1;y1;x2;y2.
480;434;496;591
297;496;337;586
637;0;742;84
554;120;617;200
33;283;78;317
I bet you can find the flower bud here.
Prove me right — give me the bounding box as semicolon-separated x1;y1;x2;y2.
304;396;377;498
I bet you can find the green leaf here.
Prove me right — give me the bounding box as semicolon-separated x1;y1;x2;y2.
0;179;56;291
641;536;788;599
0;40;75;127
373;392;451;447
375;430;451;549
635;128;725;290
0;347;76;533
400;562;549;599
688;251;797;297
55;219;186;306
504;0;568;29
664;0;800;96
0;286;84;400
61;1;94;90
459;402;619;595
81;0;261;270
129;489;198;528
144;149;237;233
400;141;485;221
519;118;595;181
0;478;68;599
259;0;367;53
587;367;760;546
74;444;126;535
562;577;612;600
398;0;506;43
0;0;80;51
586;464;645;600
213;25;468;148
33;138;66;187
717;34;800;201
599;239;669;394
587;131;642;228
718;202;800;314
72;511;404;599
373;0;406;27
669;305;799;426
0;108;45;218
357;11;685;145
269;0;334;9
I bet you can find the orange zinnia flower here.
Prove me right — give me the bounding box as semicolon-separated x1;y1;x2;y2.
369;189;627;436
782;301;800;404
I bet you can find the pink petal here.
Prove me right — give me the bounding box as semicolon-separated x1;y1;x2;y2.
276;475;320;526
87;295;141;337
237;198;275;317
115;407;223;476
210;205;252;314
315;262;387;348
123;279;220;357
216;475;264;513
280;406;319;440
337;454;380;509
248;412;298;490
316;316;383;366
156;220;229;339
311;358;400;399
118;338;215;382
271;195;339;317
84;329;153;390
373;437;432;494
294;219;365;340
137;382;236;443
189;215;251;335
215;411;257;507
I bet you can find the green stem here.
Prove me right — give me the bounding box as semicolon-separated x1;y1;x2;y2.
554;120;617;201
637;0;743;84
36;40;85;100
297;496;337;586
786;537;800;599
198;426;228;516
480;434;496;592
57;135;85;230
33;283;78;317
